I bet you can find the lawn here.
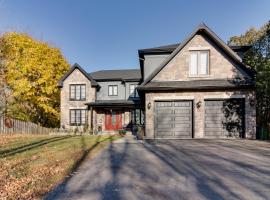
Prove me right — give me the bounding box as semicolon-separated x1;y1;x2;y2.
0;134;121;199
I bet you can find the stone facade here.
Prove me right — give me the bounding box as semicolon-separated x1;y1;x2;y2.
60;68;96;129
145;90;256;139
153;33;249;82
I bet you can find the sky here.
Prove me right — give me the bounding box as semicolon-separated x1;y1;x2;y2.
0;0;269;72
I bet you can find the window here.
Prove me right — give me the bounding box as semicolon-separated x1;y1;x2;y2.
190;51;209;76
131;109;145;125
70;109;86;125
70;84;86;100
130;84;138;97
108;85;118;96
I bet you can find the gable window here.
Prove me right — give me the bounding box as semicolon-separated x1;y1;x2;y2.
190;51;209;76
130;84;138;97
70;84;86;101
108;85;118;96
70;109;86;125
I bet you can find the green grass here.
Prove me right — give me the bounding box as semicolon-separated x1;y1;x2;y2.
0;134;121;200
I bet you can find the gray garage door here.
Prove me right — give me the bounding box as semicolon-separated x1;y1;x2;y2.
204;99;245;138
155;101;192;138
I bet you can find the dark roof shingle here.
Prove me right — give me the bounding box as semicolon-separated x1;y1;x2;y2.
137;79;254;91
90;69;141;81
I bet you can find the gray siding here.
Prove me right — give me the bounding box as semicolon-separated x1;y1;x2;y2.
144;54;170;80
96;81;140;100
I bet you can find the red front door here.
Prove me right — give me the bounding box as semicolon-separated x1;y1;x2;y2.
105;111;122;130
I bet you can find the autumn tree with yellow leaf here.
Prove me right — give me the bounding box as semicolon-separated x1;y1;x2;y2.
0;32;69;127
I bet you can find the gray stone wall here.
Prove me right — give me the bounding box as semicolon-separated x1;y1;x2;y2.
145;90;256;139
153;34;249;81
60;68;96;129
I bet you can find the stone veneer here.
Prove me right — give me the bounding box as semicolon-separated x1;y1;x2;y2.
145;90;256;139
153;33;249;81
60;68;96;129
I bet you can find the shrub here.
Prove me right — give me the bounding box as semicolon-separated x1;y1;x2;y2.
118;129;127;136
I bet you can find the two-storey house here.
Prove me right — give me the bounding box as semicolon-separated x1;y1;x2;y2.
59;23;256;139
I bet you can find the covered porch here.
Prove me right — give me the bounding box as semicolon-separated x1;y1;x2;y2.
86;100;144;133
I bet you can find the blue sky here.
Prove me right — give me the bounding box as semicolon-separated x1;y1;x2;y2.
0;0;269;72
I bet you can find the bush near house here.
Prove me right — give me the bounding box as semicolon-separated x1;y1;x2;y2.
0;134;121;199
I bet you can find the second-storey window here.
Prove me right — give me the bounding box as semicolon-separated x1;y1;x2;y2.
130;84;138;97
108;85;118;96
70;84;86;100
190;51;209;76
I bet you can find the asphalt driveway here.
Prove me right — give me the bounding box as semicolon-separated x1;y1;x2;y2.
46;138;270;200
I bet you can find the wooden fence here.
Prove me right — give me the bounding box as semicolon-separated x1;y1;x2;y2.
0;116;53;134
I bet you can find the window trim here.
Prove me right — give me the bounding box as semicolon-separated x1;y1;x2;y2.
108;85;118;96
129;84;138;98
189;50;210;77
69;84;86;101
69;109;86;126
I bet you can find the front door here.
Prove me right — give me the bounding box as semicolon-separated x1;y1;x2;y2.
105;111;122;130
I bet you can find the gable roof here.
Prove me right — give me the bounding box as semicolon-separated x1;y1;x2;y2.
58;63;99;88
90;69;141;81
140;23;255;86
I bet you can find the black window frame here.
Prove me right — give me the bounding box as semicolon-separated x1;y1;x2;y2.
131;109;144;125
70;109;87;126
108;85;118;96
129;84;138;98
69;84;86;101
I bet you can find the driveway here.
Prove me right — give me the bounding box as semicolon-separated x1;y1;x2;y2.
46;138;270;200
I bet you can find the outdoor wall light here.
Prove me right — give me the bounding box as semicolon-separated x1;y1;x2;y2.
249;99;255;107
196;100;202;108
147;102;151;110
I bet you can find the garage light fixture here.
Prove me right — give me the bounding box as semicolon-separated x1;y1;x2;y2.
249;99;255;107
196;100;202;108
147;102;151;110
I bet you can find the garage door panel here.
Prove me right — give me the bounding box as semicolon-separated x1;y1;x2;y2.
174;109;190;114
175;132;191;136
156;102;173;107
174;102;191;107
156;132;174;137
157;123;173;128
155;100;192;139
156;109;173;114
205;124;223;128
205;99;244;138
175;116;190;121
156;116;173;122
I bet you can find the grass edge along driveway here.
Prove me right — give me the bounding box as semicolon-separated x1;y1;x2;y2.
0;134;121;199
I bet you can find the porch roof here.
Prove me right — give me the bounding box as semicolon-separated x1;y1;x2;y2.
85;100;142;108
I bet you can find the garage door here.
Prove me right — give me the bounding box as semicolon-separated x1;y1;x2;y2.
204;99;245;138
155;101;192;138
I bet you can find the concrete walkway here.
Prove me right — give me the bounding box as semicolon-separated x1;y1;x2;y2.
46;138;270;200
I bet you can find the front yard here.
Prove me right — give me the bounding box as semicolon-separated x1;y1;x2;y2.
0;134;120;199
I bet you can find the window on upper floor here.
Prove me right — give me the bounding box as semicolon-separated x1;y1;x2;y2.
108;85;118;96
129;84;139;98
70;84;86;101
190;51;209;76
70;109;86;126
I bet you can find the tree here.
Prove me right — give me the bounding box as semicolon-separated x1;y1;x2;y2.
0;32;69;127
228;24;268;46
229;21;270;138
